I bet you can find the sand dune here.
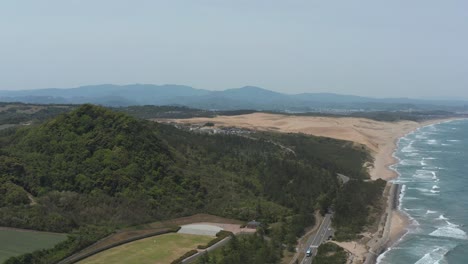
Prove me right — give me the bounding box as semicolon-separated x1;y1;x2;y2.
161;113;433;180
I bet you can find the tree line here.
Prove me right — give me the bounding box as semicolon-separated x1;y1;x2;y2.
1;104;384;263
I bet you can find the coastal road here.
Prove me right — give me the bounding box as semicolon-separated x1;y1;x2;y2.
301;213;334;264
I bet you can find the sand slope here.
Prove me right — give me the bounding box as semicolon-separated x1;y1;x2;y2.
161;113;426;180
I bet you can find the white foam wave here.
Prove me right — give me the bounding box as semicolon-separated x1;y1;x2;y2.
402;140;416;153
423;192;440;196
376;251;387;263
427;124;439;132
411;218;421;227
413;170;436;180
429;221;468;240
404;207;422;211
384;120;466;263
407;187;431;192
400;159;420;166
402;209;421;227
446;220;458;226
404;196;421;200
447;139;460;142
437;215;449;220
416;134;428;140
414;247;449;264
401;183;406;192
397;185;406;210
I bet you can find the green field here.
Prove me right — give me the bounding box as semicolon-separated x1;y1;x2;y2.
0;229;67;263
79;233;213;264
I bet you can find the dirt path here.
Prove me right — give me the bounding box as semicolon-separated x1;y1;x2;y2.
27;193;37;205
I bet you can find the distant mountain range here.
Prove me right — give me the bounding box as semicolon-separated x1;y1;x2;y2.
1;84;467;112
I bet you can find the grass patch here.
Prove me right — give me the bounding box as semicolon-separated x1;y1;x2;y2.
78;233;213;264
56;214;239;263
0;229;67;263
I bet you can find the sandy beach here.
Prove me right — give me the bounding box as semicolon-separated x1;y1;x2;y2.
388;210;410;246
158;113;456;263
162;113;445;179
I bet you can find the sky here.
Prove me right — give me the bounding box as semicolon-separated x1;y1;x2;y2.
1;0;467;99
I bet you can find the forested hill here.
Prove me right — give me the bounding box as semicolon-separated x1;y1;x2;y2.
0;105;384;262
8;104;175;195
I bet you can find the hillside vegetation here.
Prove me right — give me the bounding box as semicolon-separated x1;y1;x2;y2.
0;103;74;125
0;105;384;263
314;243;347;264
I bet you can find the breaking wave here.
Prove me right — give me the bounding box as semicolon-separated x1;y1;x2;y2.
414;247;449;264
402;140;416;153
429;221;468;240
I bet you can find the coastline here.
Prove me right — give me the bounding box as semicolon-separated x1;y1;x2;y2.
160;114;465;263
369;117;464;264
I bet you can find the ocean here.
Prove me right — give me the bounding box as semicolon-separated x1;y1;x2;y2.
378;119;468;264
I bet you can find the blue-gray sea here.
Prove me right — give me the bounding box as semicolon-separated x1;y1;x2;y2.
378;119;468;264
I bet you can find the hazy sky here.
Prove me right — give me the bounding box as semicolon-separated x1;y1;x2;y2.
1;0;467;98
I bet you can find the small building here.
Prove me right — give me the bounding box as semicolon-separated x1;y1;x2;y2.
246;220;261;229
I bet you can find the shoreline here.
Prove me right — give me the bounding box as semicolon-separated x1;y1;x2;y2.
159;114;465;263
370;117;465;264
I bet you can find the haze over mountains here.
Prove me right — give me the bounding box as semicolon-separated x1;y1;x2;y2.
1;84;467;112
